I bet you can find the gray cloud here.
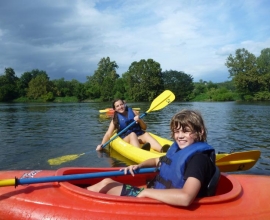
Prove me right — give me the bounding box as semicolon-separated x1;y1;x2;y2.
0;0;269;82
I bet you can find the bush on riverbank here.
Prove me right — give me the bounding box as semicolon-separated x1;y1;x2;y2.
12;96;80;103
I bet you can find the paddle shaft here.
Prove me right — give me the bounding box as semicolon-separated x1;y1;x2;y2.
0;167;158;187
101;113;147;148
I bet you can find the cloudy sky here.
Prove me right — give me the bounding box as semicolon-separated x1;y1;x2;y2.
0;0;269;83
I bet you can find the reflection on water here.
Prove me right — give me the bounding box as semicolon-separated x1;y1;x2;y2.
0;101;269;175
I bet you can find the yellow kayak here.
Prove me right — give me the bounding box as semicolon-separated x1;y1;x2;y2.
109;132;261;172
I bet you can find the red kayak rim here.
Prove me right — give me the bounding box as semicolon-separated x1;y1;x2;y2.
56;167;242;205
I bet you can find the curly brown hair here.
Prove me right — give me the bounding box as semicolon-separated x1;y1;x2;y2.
170;109;207;142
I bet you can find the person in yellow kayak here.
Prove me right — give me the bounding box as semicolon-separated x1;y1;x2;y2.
96;99;169;152
90;109;217;207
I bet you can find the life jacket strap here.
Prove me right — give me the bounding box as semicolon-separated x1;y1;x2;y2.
155;174;173;189
159;155;172;165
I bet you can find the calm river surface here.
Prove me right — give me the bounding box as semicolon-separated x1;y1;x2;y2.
0;101;269;175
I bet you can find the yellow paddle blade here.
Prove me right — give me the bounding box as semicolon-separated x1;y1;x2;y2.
0;179;16;187
147;90;175;113
99;109;108;113
99;107;141;113
131;108;141;111
215;153;229;160
216;150;261;172
48;153;85;166
216;150;261;162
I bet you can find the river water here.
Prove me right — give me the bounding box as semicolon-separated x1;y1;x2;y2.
0;101;269;175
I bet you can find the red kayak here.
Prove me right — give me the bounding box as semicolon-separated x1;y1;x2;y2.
0;167;269;219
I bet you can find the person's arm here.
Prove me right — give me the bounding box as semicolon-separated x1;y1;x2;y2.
139;157;159;168
137;177;201;206
96;120;115;151
121;157;159;176
133;110;147;130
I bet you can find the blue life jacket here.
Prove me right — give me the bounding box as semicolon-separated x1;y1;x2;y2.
117;107;144;138
154;141;215;189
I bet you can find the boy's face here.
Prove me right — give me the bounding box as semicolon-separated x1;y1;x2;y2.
173;125;197;149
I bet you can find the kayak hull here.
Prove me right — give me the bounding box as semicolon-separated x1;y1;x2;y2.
110;132;261;172
0;167;269;219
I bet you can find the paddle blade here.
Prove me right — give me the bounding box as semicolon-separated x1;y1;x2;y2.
99;109;108;113
99;108;140;113
147;90;175;113
48;153;85;166
216;150;261;172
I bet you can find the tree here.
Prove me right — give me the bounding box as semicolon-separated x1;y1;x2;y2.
18;69;50;97
85;75;100;100
206;81;218;90
17;72;34;96
162;70;194;101
257;48;270;92
86;57;119;101
0;68;19;101
27;72;54;100
52;78;73;97
112;78;126;99
216;80;236;92
123;59;164;101
192;80;207;96
225;48;262;97
69;79;86;101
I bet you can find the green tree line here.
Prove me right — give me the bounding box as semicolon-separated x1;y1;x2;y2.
0;48;269;102
225;48;270;101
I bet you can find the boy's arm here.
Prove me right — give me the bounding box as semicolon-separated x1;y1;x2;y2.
138;177;201;206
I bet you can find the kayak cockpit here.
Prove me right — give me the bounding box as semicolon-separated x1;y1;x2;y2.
56;167;242;204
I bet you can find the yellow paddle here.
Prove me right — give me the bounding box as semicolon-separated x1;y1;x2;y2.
216;150;261;172
99;107;141;113
48;90;175;166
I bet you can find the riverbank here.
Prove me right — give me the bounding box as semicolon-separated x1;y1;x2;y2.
10;96;101;103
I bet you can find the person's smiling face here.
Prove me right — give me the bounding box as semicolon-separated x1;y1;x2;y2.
173;126;197;149
114;100;126;113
